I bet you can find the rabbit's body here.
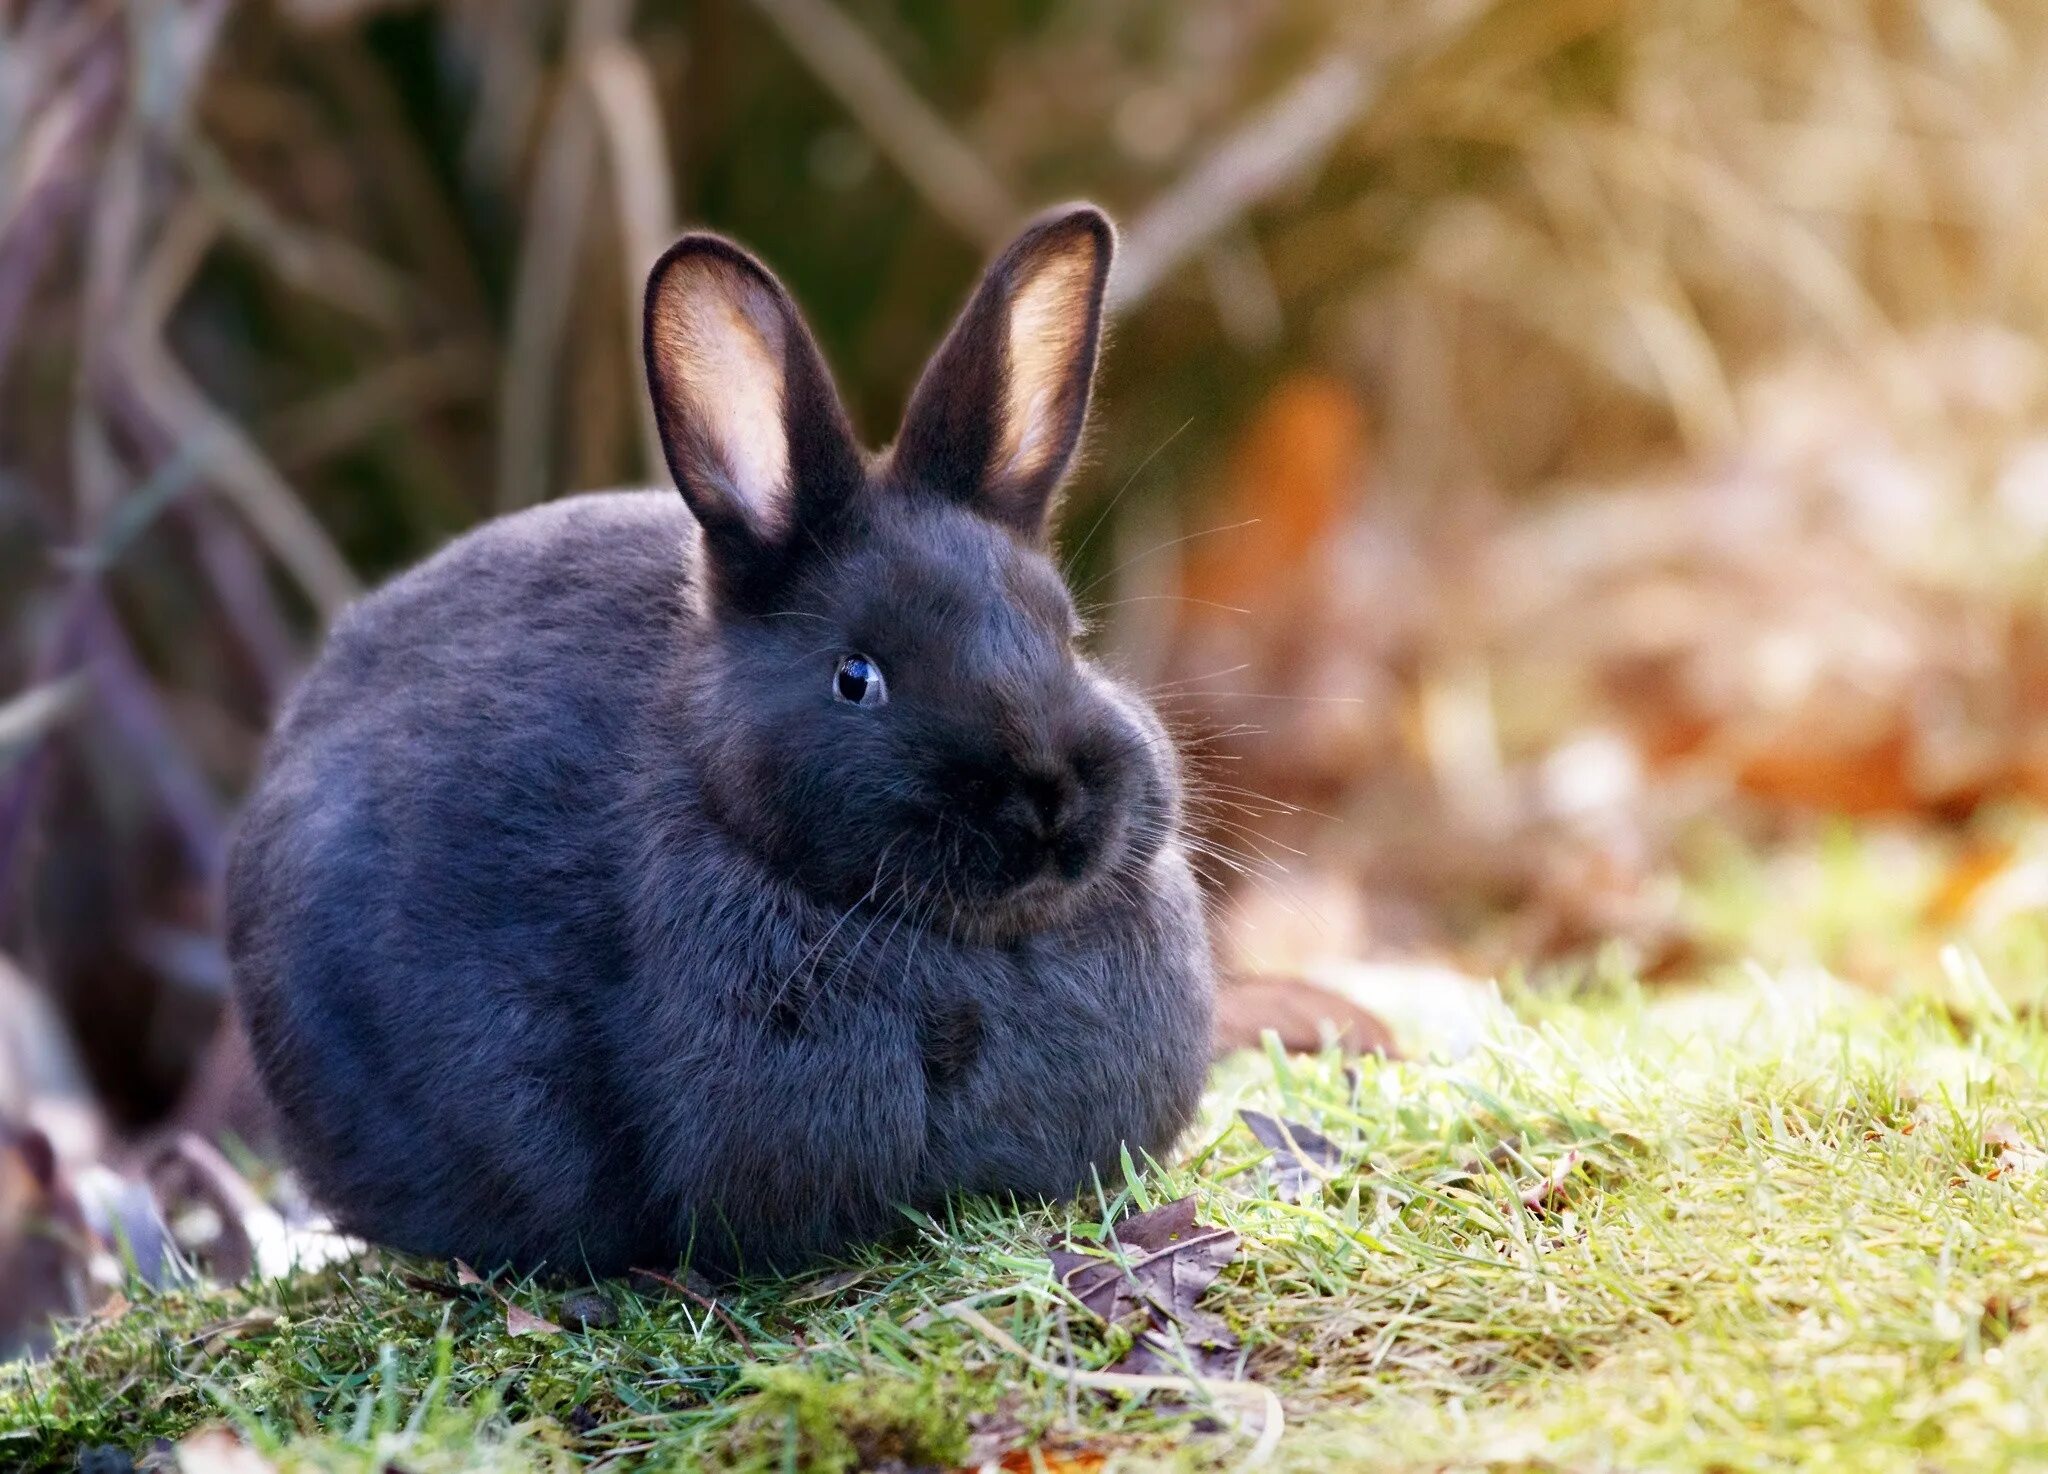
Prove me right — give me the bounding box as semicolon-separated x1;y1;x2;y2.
232;487;1210;1274
232;206;1215;1275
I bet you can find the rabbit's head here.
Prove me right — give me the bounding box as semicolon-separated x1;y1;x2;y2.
642;206;1182;937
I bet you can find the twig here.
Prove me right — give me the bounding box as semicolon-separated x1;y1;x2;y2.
180;498;304;705
1110;55;1373;314
78;593;229;881
0;589;97;904
583;39;679;485
122;201;361;617
181;133;412;331
495;0;633;512
740;0;1016;248
262;341;490;471
0;679;88;767
628;1267;757;1358
942;1301;1284;1468
96;367;305;703
0;31;121;386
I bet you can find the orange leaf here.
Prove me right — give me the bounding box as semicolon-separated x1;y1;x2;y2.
1735;726;1923;817
995;1450;1108;1473
1181;375;1365;614
1925;840;2020;929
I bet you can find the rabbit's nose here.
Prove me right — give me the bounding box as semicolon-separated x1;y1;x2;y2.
1019;767;1082;839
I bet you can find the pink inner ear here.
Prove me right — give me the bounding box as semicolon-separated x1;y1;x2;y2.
993;249;1096;487
649;257;792;536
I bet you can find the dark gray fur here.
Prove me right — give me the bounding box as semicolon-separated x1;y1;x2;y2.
226;206;1214;1277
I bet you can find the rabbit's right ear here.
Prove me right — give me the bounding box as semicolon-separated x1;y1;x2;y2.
643;235;862;593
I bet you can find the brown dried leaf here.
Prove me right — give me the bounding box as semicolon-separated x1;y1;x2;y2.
1734;725;1924;817
1213;974;1400;1058
1238;1109;1346;1202
1519;1149;1585;1211
175;1427;276;1474
1048;1196;1242;1377
454;1259;484;1286
1984;1121;2047;1180
506;1300;565;1336
1108;1312;1242;1379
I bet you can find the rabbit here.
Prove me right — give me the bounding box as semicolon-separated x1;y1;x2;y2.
225;204;1215;1278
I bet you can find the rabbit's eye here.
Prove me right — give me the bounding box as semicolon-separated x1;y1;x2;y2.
834;654;887;708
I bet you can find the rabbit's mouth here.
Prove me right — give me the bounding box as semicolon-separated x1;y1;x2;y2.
935;799;1139;939
943;867;1102;942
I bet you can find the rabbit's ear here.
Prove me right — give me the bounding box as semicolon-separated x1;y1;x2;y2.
891;205;1113;541
643;235;862;582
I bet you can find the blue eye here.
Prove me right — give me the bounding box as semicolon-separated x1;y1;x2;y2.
834;654;887;707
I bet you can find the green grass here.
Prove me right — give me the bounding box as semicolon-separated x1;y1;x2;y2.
8;968;2048;1472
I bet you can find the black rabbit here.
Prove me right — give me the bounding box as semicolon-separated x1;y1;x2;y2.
226;205;1215;1277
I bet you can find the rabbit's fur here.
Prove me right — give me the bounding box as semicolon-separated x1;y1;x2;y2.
227;206;1214;1276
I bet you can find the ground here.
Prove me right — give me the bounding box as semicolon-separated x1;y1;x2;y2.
8;944;2048;1472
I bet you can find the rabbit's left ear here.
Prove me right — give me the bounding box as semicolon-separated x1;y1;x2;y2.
890;205;1114;541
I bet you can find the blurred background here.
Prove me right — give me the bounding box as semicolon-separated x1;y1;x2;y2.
8;0;2048;1351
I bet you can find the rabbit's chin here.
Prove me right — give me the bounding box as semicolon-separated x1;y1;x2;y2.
957;869;1101;941
931;821;1148;944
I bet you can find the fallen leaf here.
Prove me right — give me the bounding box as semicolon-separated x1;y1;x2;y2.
1984;1122;2047;1180
1238;1110;1345;1202
1981;1292;2030;1342
174;1427;276;1474
1181;375;1367;615
1519;1150;1584;1211
961;1398;1028;1465
1213;974;1400;1058
454;1259;484;1286
1734;724;1923;817
994;1448;1109;1472
506;1301;565;1336
1925;840;2020;928
1110;1318;1242;1379
1047;1197;1243;1378
1052;1198;1194;1324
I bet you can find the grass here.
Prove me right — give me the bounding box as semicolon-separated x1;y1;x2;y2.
8;959;2048;1471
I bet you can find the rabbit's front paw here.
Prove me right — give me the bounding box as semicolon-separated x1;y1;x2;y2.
918;999;984;1091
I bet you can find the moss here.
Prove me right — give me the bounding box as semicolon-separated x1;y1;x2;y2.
718;1364;971;1473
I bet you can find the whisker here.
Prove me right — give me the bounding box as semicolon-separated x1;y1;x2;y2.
1073;518;1262;600
1086;595;1252;617
1059;416;1195;579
